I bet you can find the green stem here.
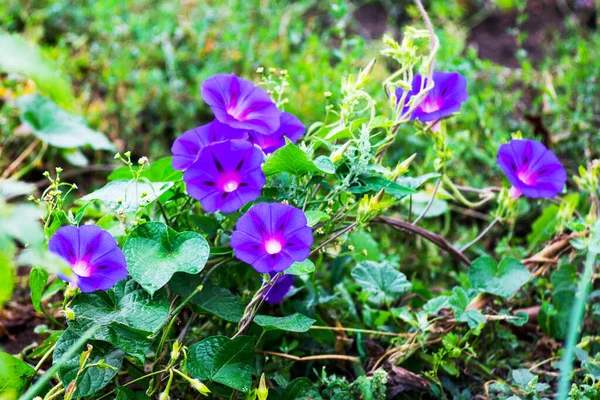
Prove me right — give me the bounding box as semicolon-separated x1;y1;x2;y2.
442;175;495;209
557;249;597;399
21;325;99;400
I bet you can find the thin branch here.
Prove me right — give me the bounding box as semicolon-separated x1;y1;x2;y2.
2;139;40;179
310;325;411;337
258;350;360;363
411;176;442;226
460;217;500;252
310;222;356;256
373;216;471;266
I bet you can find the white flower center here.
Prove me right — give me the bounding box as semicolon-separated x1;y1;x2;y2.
223;180;239;193
72;260;93;277
265;238;283;255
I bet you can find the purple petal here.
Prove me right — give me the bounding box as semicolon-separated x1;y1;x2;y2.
183;139;266;213
201;74;281;134
496;139;566;199
231;203;313;274
49;225;128;293
264;273;295;304
395;71;468;122
249;112;305;154
171;120;248;171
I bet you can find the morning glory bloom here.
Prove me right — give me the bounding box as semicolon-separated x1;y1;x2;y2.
183;139;266;213
249;112;305;154
201;74;281;134
497;139;567;199
230;203;313;273
48;225;127;293
396;71;468;122
264;272;295;304
171;120;248;171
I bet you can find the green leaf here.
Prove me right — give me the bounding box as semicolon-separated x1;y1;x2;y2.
170;273;244;323
0;32;73;104
396;173;441;189
68;279;170;360
351;261;411;305
263;139;332;176
448;287;486;329
286;259;315;275
187;336;254;392
0;180;36;199
116;387;151;400
29;268;49;313
348;230;380;261
313;155;336;174
53;328;124;398
281;378;319;399
124;222;210;295
17;95;113;150
0;247;15;307
304;210;330;227
468;256;530;299
0;352;36;399
81;180;174;213
527;205;559;248
349;177;416;200
408;192;448;218
108;157;182;182
254;313;316;332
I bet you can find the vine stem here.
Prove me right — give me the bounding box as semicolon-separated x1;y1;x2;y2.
2;138;40;179
460;217;500;252
310;222;356;256
258;350;359;363
372;216;471;266
233;273;282;339
411;176;442;226
557;248;598;398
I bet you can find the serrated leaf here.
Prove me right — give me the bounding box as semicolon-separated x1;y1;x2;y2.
17;95;113;150
286;259;315;275
468;256;530;299
68;279;169;360
53;328;124;398
81;180;173;213
351;261;411;305
29;267;48;313
170;273;244;323
0;32;73;104
263;139;332;176
304;210;330;227
254;313;316;332
124;222;209;295
0;352;36;399
187;336;254;392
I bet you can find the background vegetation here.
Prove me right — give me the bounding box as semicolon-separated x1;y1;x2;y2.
1;0;600;399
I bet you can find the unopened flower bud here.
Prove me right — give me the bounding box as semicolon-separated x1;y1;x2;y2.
256;67;264;73
138;156;149;165
64;307;75;320
330;141;351;164
257;373;268;400
190;379;211;396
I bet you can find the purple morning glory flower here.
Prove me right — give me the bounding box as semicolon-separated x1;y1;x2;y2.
171;120;248;171
497;139;567;199
264;272;295;304
249;112;305;154
48;225;127;293
396;71;468;122
183;139;266;213
230;203;313;273
201;74;281;135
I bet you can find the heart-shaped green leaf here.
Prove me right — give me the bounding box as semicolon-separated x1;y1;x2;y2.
351;261;411;305
54;327;124;398
468;256;530;299
187;336;254;392
69;279;169;360
124;222;210;295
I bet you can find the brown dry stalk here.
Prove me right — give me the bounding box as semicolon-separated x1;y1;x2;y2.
258;350;359;363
